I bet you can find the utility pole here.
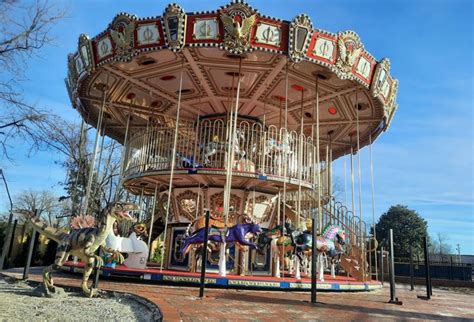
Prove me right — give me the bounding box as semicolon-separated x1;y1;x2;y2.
0;169;14;270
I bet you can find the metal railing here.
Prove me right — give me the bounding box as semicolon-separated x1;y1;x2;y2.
123;119;327;187
293;191;367;247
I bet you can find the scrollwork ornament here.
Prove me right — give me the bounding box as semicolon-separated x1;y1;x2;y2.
220;2;257;54
336;31;363;78
176;190;202;221
371;58;391;99
78;34;94;72
110;14;137;62
67;54;78;89
164;4;187;52
289;14;312;63
383;79;399;130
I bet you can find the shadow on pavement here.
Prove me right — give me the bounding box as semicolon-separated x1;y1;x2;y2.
217;292;472;321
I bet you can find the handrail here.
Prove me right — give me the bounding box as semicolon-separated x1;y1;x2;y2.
123;122;327;187
298;190;370;252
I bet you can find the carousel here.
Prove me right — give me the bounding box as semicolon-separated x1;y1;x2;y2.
63;1;398;291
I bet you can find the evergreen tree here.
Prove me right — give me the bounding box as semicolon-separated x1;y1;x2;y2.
374;205;428;258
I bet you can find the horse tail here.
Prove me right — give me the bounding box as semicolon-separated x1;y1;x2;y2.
181;241;193;256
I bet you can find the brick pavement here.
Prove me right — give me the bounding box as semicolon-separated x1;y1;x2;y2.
2;268;473;321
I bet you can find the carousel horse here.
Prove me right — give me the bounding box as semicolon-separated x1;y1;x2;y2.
263;135;294;175
202;129;246;166
256;223;298;277
327;249;343;278
265;135;293;155
185;214;227;236
176;152;201;168
292;224;346;280
180;223;262;256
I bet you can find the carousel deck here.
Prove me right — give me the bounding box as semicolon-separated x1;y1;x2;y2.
62;261;381;292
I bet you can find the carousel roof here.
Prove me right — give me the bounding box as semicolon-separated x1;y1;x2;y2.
65;1;398;159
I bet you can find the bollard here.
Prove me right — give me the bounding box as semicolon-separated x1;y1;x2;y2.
450;256;453;280
5;219;18;269
199;209;211;298
418;236;431;300
0;169;14;270
23;230;37;280
380;246;384;285
92;251;101;289
310;216;318;304
388;229;402;304
426;238;432;296
409;246;414;291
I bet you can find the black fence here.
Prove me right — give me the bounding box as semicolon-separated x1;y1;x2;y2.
392;257;472;281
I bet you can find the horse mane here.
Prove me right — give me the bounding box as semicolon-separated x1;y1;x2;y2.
321;224;342;239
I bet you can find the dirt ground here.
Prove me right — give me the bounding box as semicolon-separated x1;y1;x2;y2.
0;276;161;321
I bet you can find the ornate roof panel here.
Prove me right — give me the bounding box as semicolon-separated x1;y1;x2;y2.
65;0;399;159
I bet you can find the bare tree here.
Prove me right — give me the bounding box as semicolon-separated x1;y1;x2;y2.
33;116;124;216
15;189;66;228
429;232;453;261
0;0;65;159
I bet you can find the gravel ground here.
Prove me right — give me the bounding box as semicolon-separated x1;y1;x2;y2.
0;277;161;322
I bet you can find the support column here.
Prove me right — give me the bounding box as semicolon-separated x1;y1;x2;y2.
160;61;185;270
83;79;108;214
0;169;14;270
311;75;321;304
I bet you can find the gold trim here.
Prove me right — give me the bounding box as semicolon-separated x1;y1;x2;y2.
164;4;187;51
192;17;219;40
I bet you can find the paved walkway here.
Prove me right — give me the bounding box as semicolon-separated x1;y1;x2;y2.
3;268;473;321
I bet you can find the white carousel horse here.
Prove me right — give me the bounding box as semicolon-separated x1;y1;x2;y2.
264;135;293;175
300;252;339;281
203;129;246;166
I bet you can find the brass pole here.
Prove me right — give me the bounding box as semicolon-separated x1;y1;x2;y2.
297;88;304;229
221;57;243;277
312;75;321;304
356;93;363;227
160;60;185;270
83;74;109;214
369;134;378;280
147;184;159;260
224;57;243;225
115;94;134;201
355;92;365;279
281;62;289;278
315;76;322;233
350;143;356;217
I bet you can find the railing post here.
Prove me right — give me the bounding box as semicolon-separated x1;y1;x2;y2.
388;229;402;304
409;246;415;291
0;169;14;270
450;256;453;280
199;209;210;298
5;219;18;269
380;246;384;285
427;237;432;296
23;227;38;280
311;211;318;304
418;236;431;300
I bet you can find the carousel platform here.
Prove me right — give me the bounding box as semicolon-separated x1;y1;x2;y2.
61;261;382;292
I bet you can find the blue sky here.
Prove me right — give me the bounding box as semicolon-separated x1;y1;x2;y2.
0;0;472;253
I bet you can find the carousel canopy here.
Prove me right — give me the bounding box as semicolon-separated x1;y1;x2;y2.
66;1;398;159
